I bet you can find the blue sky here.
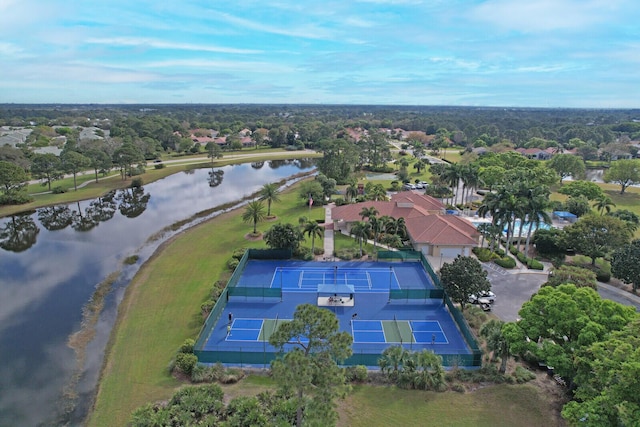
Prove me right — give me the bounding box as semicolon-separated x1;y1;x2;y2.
1;0;639;107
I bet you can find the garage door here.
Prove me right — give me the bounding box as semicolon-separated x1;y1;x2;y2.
440;248;464;257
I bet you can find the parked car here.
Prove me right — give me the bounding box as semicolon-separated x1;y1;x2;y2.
469;290;496;304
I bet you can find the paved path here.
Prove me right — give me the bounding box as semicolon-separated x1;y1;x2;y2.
323;203;335;259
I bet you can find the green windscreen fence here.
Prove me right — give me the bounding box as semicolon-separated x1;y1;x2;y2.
247;248;292;259
389;288;444;300
195;288;229;350
444;293;482;366
227;287;282;299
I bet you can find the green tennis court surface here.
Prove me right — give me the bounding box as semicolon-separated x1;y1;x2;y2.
351;320;448;344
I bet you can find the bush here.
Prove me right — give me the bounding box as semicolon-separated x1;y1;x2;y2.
191;363;225;383
513;366;536;383
175;353;198;375
232;248;247;260
494;248;506;257
201;300;214;316
0;192;33;205
345;365;368;382
495;256;516;268
313;247;325;255
180;338;195;354
473;247;493;262
527;259;544;270
509;245;519;255
227;258;239;271
451;383;465;393
153;162;165;169
334;197;348;206
516;252;527;263
131;177;144;188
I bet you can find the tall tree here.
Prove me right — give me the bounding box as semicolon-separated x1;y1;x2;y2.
0;161;28;196
562;319;640;427
563;214;632;265
31;153;63;191
269;304;353;427
303;220;323;255
479;319;510;374
242;200;266;235
502;284;637;386
350;221;371;258
61;151;91;191
259;183;281;217
439;256;491;312
547;153;586;185
603;159;640;194
611;240;640;292
592;194;615;215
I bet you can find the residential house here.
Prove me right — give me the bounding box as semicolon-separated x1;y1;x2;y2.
331;192;479;257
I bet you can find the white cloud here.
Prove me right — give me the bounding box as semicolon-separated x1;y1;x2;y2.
469;0;628;33
86;37;263;55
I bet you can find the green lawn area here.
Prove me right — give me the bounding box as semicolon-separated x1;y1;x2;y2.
337;383;559;427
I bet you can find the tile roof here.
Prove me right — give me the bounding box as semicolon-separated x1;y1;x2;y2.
331;192;445;222
406;215;479;245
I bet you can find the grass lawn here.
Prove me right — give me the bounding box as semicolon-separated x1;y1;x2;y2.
337;383;561;427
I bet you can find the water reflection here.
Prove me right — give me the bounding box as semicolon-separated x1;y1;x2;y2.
0;160;315;426
0;212;39;252
116;187;151;219
208;169;224;187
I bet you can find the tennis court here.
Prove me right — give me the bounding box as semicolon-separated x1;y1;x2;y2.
195;255;481;368
351;319;448;344
271;266;400;292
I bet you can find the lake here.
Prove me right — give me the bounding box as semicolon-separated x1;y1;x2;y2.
0;159;315;426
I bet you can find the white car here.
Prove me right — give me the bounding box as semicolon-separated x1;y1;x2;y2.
469;290;496;304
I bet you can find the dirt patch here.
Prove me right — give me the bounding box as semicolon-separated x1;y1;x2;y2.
244;232;263;241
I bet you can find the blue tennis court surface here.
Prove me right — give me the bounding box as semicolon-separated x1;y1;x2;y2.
196;259;477;368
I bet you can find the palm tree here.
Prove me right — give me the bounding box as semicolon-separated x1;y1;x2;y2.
303;221;323;255
350;221;371;258
413;159;427;174
345;183;359;202
367;184;388;201
442;163;462;206
378;346;407;381
359;206;379;221
479;319;510;374
593;195;616;216
259;183;281;217
242;200;266;235
297;216;308;231
523;189;551;255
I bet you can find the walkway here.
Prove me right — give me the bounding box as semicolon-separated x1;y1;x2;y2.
323;203;335;260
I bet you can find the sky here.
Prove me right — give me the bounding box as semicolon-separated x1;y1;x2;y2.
0;0;639;107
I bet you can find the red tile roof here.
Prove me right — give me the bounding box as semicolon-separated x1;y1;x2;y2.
406;215;479;245
331;192;445;222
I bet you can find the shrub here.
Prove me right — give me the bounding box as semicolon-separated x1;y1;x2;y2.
334;197;348;206
232;248;247;260
495;256;516;268
180;338;195;354
201;300;214;316
52;186;67;194
131;177;144;188
175;353;198;375
473;247;493;262
0;192;33;205
516;252;527;263
153;163;165;169
509;245;519;255
227;258;239;271
451;383;465;393
313;247;325;255
191;363;225;383
513;366;536;383
494;248;506;257
527;259;544;270
123;255;139;265
345;365;368;382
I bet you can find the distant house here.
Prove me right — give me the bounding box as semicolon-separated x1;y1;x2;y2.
516;147;551;160
331;192;479;257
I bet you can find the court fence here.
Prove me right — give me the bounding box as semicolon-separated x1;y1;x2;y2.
196;346;479;368
444;293;482;366
195;249;292;353
377;250;442;289
388;288;444;300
